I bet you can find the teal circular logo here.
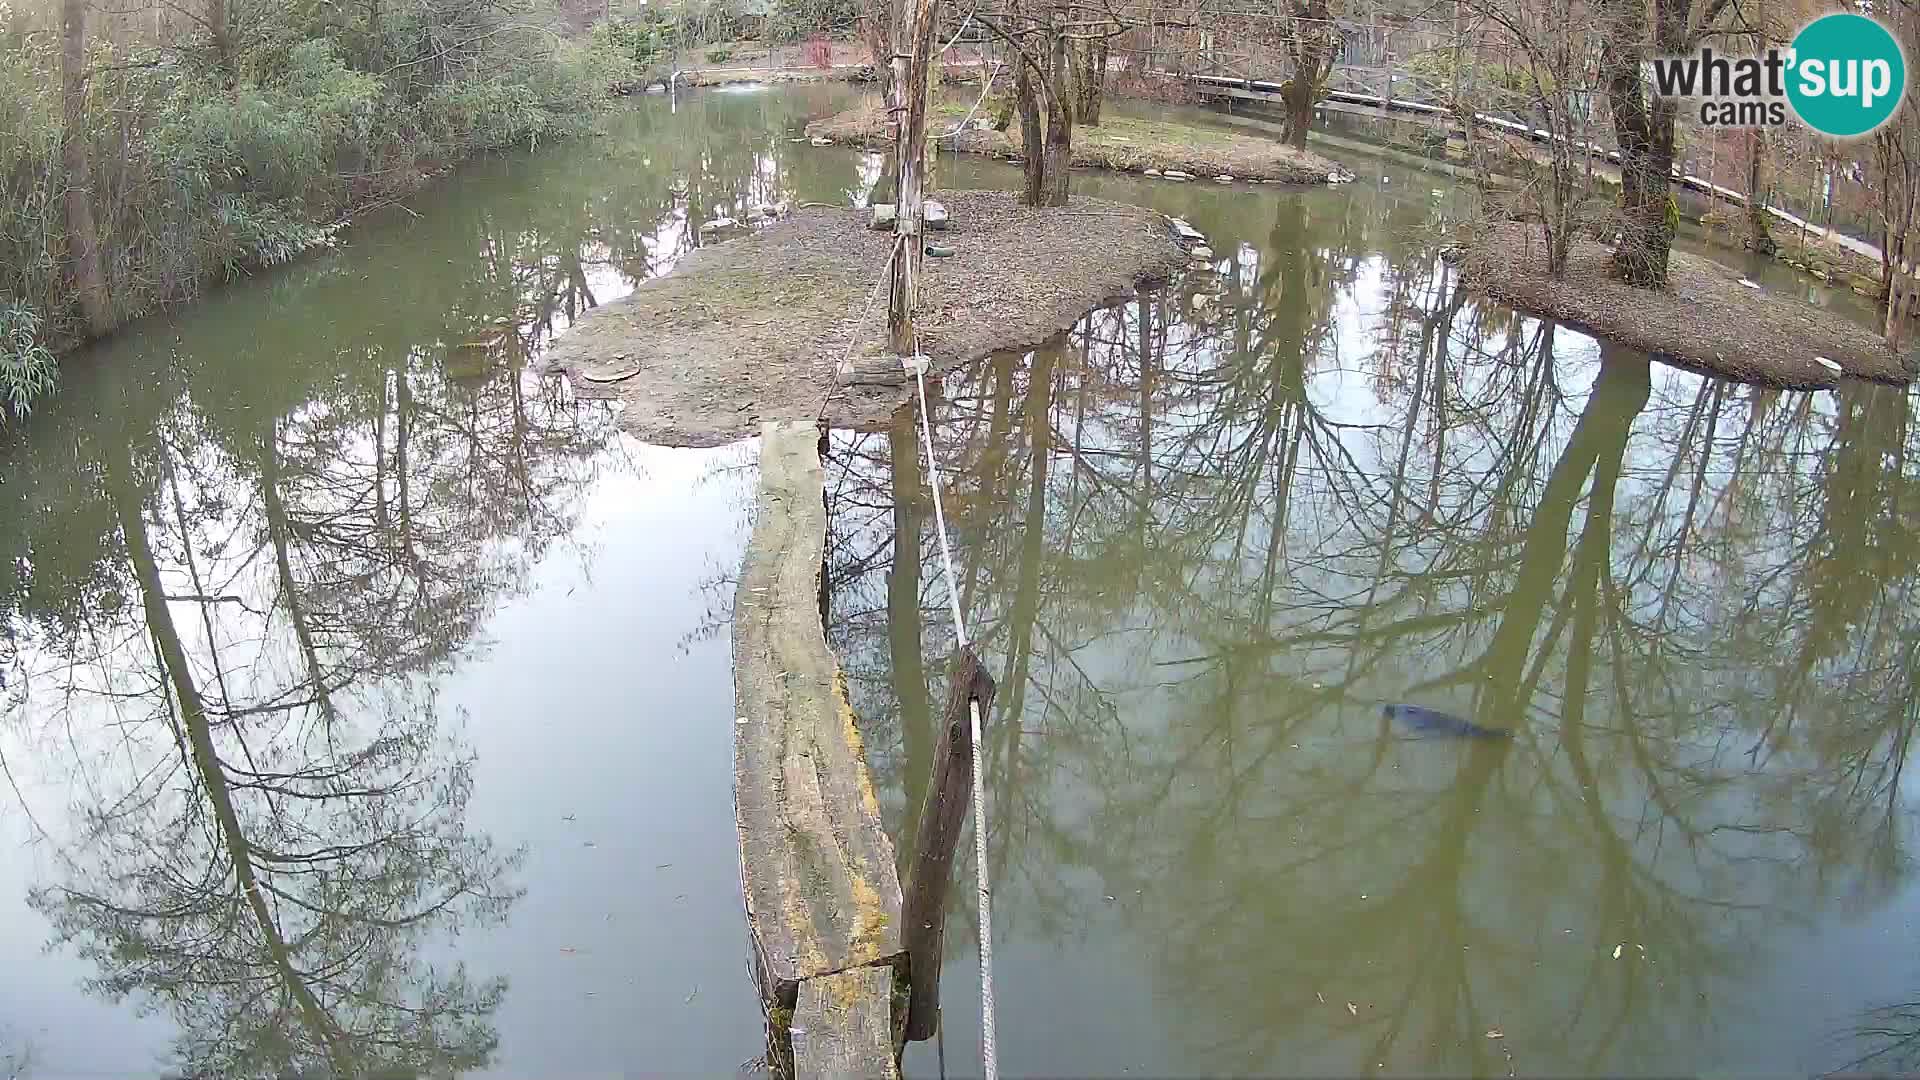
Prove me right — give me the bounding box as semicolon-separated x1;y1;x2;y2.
1787;13;1906;137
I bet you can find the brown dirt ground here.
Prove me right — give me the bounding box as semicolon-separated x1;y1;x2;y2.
1461;223;1916;389
543;190;1186;447
805;100;1343;184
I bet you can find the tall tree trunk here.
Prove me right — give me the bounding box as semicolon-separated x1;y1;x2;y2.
862;0;897;110
209;0;233;82
1887;262;1916;349
1073;38;1106;125
1746;129;1777;255
61;0;111;338
1283;0;1331;150
1039;26;1072;206
1604;0;1683;287
886;0;941;354
1014;55;1046;206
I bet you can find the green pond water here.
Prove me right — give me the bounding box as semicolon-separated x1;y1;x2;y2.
2;84;1918;1078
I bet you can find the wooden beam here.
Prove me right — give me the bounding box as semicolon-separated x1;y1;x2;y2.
793;967;901;1080
901;646;997;1042
734;422;905;1009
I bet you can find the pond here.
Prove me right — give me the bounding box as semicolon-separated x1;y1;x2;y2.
2;84;1917;1077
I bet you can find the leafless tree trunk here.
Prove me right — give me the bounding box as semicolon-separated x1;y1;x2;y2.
1747;130;1776;255
1281;0;1335;149
886;0;940;352
1602;0;1738;286
1886;262;1917;349
1039;21;1072;206
1013;54;1046;204
209;0;233;82
1071;38;1107;125
862;0;897;108
1875;4;1920;329
982;0;1081;206
62;0;111;338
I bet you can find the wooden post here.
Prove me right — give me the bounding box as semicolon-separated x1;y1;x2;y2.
888;0;942;355
900;645;996;1042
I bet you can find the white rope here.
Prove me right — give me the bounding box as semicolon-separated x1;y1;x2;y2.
936;59;1005;139
911;363;967;645
908;355;999;1080
811;244;899;424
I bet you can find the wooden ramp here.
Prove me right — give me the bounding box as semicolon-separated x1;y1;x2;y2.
733;420;904;1079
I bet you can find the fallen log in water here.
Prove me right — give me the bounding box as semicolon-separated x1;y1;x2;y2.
734;420;906;1079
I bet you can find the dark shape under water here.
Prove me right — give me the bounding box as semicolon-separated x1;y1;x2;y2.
1383;704;1513;739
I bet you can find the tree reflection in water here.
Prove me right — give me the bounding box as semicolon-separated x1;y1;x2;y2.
821;187;1920;1074
0;83;923;1076
0;121;664;1074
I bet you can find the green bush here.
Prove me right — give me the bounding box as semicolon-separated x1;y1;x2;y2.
592;11;673;69
706;46;735;64
0;301;56;421
768;0;860;43
0;0;630;414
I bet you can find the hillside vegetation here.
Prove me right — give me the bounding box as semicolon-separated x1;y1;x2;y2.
0;0;644;413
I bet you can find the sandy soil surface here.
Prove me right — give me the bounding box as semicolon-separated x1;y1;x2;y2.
1462;223;1915;388
543;190;1188;446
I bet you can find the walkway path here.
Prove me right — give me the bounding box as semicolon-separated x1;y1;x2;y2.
1177;70;1886;266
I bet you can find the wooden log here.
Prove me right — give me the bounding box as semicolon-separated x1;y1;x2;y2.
792;967;900;1080
900;645;997;1042
886;0;942;354
734;421;905;1010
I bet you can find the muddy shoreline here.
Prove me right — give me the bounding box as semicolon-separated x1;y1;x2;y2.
544;190;1188;446
1461;223;1914;388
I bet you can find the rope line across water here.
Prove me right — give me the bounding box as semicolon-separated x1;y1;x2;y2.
909;345;999;1080
806;161;999;1080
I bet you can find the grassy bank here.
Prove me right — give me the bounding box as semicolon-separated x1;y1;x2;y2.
806;97;1344;184
0;0;644;417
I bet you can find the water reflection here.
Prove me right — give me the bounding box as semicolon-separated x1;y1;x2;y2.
3;81;1912;1074
0;86;869;1076
2;298;613;1075
823;183;1920;1075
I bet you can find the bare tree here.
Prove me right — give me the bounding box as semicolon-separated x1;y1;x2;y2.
1278;0;1338;149
1460;0;1609;274
1747;129;1777;255
1873;0;1920;346
61;0;111;337
978;0;1123;205
1596;0;1742;286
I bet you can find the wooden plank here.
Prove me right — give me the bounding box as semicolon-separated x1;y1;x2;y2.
792;968;900;1080
735;421;905;1007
